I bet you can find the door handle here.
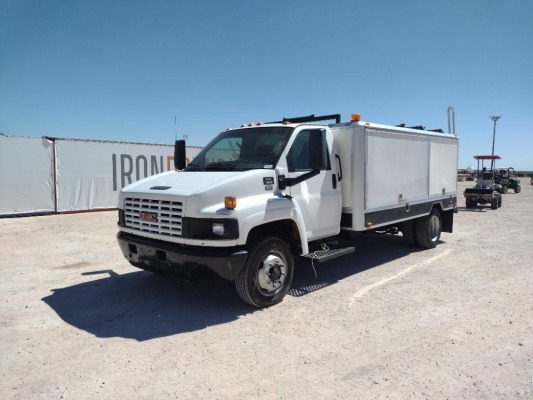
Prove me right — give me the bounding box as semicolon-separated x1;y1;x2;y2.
335;154;343;181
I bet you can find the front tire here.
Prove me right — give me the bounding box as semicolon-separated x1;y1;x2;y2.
235;237;294;308
515;185;521;193
416;209;442;249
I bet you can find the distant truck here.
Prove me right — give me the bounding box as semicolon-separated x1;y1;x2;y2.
117;114;459;307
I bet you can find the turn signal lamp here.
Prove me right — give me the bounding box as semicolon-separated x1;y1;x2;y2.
351;113;361;122
225;196;237;210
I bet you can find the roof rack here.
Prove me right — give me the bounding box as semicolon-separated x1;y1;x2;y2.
396;124;444;133
269;114;341;124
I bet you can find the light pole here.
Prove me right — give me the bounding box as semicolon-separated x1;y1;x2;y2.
489;115;501;171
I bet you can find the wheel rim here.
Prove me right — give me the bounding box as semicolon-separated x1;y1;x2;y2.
256;253;287;294
428;214;441;243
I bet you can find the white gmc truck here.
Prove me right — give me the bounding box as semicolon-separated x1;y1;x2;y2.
117;114;458;307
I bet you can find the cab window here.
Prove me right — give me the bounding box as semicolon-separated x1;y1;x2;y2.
287;129;330;172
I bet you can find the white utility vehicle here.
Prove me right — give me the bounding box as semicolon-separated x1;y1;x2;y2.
117;114;458;307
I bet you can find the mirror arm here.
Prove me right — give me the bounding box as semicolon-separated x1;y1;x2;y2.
278;169;320;190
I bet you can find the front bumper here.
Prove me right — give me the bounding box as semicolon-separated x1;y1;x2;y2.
117;232;248;281
464;188;501;201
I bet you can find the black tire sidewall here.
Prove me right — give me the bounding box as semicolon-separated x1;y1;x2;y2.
236;237;294;308
402;220;418;246
416;209;441;249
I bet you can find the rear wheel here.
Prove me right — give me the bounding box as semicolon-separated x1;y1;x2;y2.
502;185;509;194
416;209;441;249
465;198;476;208
498;197;502;208
402;220;418;246
491;198;498;209
235;237;294;308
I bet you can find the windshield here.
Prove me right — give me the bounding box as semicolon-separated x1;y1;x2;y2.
186;126;293;171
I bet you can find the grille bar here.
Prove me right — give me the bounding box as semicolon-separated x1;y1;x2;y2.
124;197;183;238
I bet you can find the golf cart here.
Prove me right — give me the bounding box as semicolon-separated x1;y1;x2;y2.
494;167;521;193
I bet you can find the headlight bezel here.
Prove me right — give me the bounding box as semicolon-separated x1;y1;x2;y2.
181;218;239;240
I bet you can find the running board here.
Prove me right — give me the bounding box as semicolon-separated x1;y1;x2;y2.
302;247;355;263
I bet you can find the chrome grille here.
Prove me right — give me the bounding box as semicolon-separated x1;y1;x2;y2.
124;197;183;238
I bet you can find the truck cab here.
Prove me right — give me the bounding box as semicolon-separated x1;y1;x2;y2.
118;116;343;307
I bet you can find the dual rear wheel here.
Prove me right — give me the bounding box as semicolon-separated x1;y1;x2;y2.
402;208;442;249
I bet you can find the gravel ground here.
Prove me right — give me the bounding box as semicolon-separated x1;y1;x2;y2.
1;180;532;399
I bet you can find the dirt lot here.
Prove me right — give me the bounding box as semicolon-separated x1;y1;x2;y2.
1;180;532;399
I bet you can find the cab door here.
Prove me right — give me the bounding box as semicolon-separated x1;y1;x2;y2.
286;128;342;240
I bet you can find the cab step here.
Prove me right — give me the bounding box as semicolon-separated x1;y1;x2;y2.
302;247;355;263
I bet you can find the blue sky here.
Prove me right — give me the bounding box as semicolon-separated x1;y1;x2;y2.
1;0;532;169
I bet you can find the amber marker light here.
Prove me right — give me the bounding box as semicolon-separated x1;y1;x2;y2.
225;196;237;210
351;113;361;122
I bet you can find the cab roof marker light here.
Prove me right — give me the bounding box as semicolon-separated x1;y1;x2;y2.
351;113;361;122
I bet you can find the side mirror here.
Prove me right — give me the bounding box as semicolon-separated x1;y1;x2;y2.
309;130;327;171
174;140;186;170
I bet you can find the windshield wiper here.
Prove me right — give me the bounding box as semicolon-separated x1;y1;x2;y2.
185;163;203;171
203;162;245;171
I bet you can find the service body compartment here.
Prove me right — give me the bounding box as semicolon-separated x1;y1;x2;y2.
331;122;458;231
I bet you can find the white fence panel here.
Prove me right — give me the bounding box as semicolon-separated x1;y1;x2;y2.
55;139;173;211
0;136;55;215
1;136;202;215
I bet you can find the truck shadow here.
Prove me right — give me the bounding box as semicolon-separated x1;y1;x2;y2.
42;234;424;341
42;271;246;341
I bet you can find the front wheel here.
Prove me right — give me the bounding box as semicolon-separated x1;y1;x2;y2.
416;209;442;249
235;237;294;308
515;185;521;193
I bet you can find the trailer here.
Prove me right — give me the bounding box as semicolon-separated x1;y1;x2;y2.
117;113;459;307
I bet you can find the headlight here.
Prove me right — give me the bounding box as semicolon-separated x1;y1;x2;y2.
212;222;225;237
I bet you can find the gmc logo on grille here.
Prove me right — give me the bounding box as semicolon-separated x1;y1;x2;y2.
139;212;158;222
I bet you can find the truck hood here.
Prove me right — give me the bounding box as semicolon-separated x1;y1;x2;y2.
121;170;257;197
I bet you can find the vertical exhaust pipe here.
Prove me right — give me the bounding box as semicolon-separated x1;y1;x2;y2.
448;107;456;135
174;140;186;170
